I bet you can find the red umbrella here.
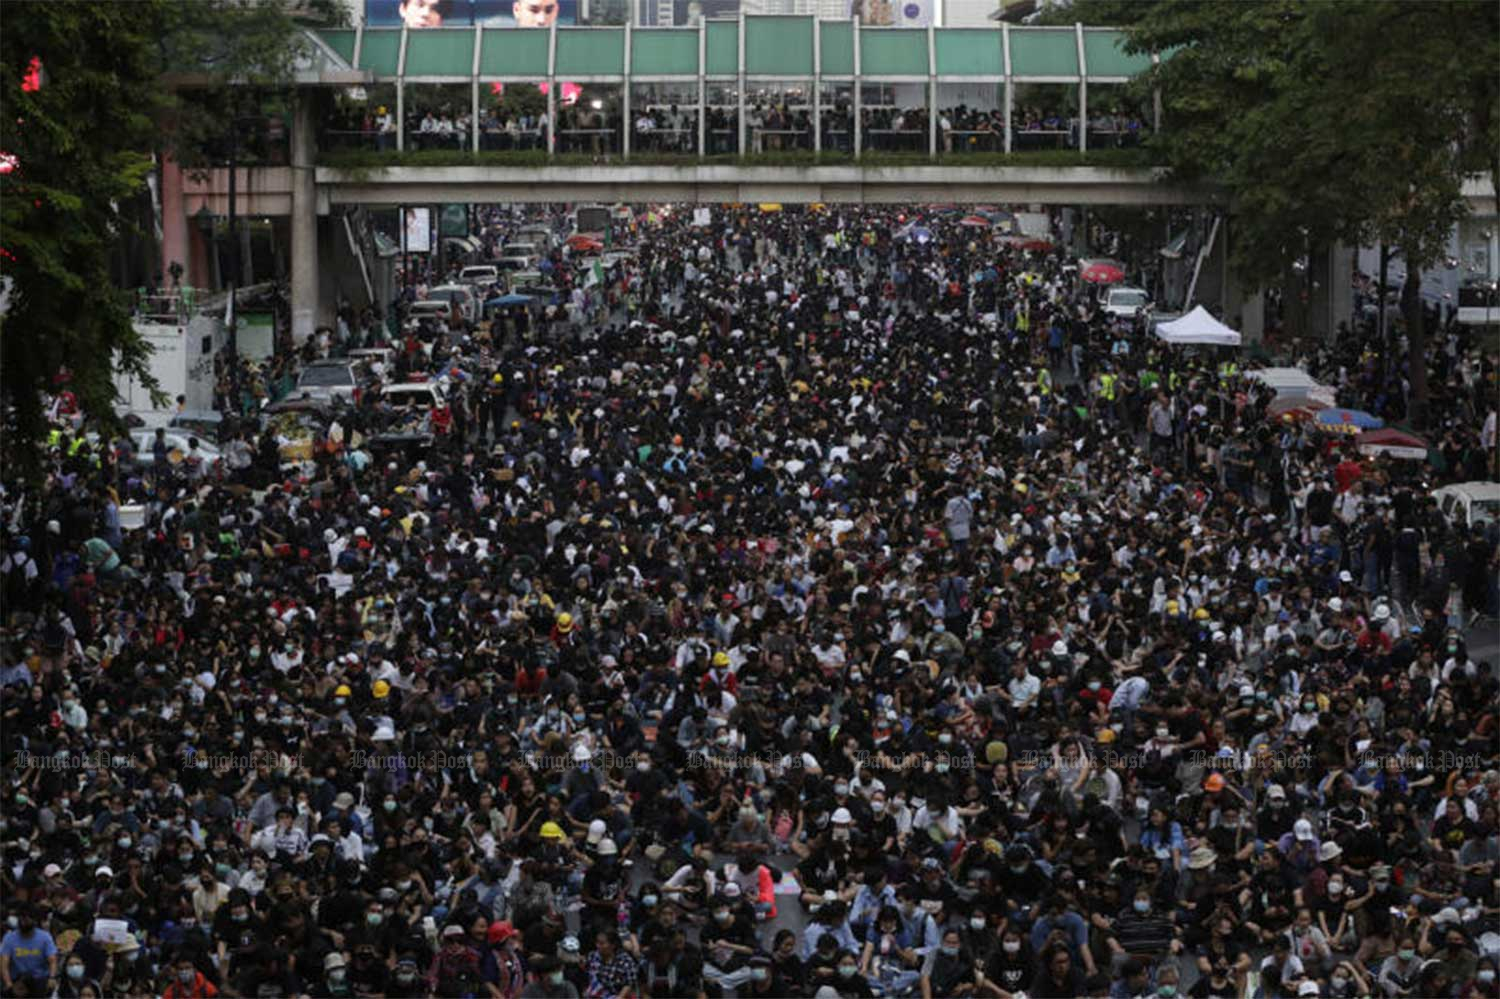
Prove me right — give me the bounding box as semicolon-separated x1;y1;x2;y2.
1356;428;1429;460
1080;260;1125;284
1267;397;1328;422
567;234;603;252
958;215;991;227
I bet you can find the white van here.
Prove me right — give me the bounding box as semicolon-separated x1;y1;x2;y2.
425;284;478;323
1432;481;1500;531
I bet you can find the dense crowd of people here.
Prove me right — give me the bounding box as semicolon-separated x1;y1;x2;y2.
1;203;1498;999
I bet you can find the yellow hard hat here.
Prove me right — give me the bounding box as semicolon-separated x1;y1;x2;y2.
1165;601;1180;615
492;373;504;384
555;612;574;633
372;679;391;699
1193;607;1210;621
712;652;730;668
539;821;565;840
334;684;352;697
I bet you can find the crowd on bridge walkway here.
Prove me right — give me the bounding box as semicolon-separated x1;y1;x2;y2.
1;201;1498;999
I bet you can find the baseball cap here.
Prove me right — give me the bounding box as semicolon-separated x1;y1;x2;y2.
586;819;607;845
442;924;466;938
1293;818;1315;841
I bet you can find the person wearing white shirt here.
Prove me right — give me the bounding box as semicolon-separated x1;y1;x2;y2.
1002;660;1041;716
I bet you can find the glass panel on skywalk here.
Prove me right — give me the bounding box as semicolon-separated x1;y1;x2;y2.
630;82;699;157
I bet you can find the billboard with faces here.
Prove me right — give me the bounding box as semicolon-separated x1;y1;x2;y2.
366;0;578;28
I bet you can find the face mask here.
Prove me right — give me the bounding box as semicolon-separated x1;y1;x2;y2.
642;894;658;907
384;800;398;812
67;964;85;981
1009;863;1027;874
329;970;346;983
232;912;248;923
1398;949;1415;961
179;971;196;984
1328;882;1344;896
1155;727;1169;739
715;910;731;922
1158;987;1177;998
1478;970;1496;984
368;913;384;926
969;917;985;930
838;966;857;979
118;836;132;849
397;973;418;985
834;783;849;796
1133;900;1150;913
1375;880;1391;891
636;761;650;773
935;763;950;774
938;733;952;746
1003;941;1021;954
940;945;960;957
1303;702;1316;712
871;801;886;814
751;967;769;982
549;970;566;985
1331;975;1349;990
1087;681;1101;691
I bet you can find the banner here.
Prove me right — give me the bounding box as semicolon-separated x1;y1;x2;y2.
403;207;433;255
365;0;577;28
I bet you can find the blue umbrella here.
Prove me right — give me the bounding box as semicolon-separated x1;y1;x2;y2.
1313;408;1384;434
484;294;533;308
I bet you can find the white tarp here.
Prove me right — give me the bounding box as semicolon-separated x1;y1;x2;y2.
1155;305;1242;346
1244;367;1338;406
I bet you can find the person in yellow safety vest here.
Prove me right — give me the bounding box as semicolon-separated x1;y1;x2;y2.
1167;369;1183;393
1099;371;1118;402
1218;359;1240;383
1098;370;1119;423
1037;366;1052;396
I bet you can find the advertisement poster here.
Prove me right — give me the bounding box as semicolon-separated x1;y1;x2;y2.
851;0;935;27
403;207;433;255
365;0;578;28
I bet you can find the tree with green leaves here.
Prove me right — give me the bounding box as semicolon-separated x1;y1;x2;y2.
1;0;326;471
1061;0;1497;427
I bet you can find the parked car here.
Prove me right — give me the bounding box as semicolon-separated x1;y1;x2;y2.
495;255;535;273
514;226;554;253
1102;285;1152;320
502;241;544;261
1432;481;1500;531
459;265;500;291
293;359;360;405
124;430;222;472
167;409;228;444
425;284;478;324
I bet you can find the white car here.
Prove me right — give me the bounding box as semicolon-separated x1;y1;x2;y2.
1432;481;1500;531
127;430;222;471
1102;286;1152;319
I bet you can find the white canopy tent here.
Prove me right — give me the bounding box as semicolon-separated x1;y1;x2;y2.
1154;306;1243;347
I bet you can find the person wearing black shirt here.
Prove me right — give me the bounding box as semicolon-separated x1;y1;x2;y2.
1029;942;1088;999
921;928;976;999
770;929;807;995
981;924;1033;997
